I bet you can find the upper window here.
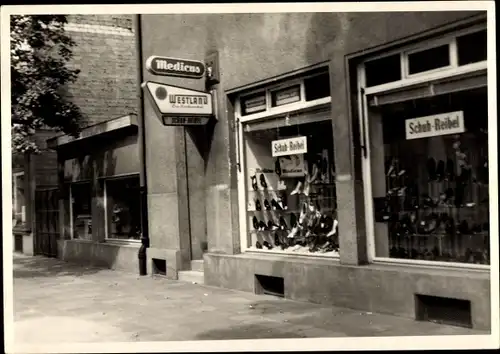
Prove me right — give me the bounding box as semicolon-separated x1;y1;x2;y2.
365;54;402;87
457;29;487;66
407;44;450;75
363;25;487;88
238;68;331;119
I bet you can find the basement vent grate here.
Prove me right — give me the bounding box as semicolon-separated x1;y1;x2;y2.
152;258;167;276
255;274;285;298
415;294;472;328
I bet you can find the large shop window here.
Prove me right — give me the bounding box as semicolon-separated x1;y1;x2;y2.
244;116;339;256
368;87;489;265
71;182;92;240
12;172;26;227
105;176;141;240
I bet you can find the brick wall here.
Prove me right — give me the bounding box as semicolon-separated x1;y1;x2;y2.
64;14;137;127
30;15;138;191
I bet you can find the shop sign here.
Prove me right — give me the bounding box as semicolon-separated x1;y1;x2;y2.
242;93;267;115
142;81;213;118
145;56;205;79
273;85;301;107
162;116;210;126
405;111;465;140
272;136;308;157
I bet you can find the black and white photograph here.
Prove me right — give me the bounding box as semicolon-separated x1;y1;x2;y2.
1;2;498;353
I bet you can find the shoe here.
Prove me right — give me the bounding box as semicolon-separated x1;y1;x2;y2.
277;195;287;210
274;233;281;247
251;175;258;191
255;199;262;211
252;216;259;230
445;158;455;181
271;199;282;210
260;174;268;189
263;241;273;250
308;163;320;183
290;213;297;228
287;226;299;238
275;158;282;177
427;158;437;181
279;216;288;230
299;203;308;225
303;178;311;196
264;199;271;210
258;221;267;231
436;160;445;181
326;219;339;237
290;181;303;195
267;220;279;231
256;241;263;249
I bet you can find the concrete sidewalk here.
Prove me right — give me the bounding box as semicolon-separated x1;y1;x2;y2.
11;253;486;343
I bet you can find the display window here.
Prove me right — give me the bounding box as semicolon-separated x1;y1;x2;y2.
105;175;142;240
242;116;339;256
367;88;489;265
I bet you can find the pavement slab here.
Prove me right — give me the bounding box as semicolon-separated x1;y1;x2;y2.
10;253;488;344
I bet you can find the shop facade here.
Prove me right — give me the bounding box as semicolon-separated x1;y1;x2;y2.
49;11;492;330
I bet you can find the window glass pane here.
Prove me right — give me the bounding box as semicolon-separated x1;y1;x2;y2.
304;72;330;101
457;29;487;66
408;44;450;75
365;54;401;87
12;174;25;226
243;118;339;256
368;87;489;265
71;183;92;240
241;92;267;116
271;85;301;107
106;176;141;240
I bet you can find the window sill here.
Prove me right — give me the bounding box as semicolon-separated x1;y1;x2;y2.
373;257;490;272
104;239;141;247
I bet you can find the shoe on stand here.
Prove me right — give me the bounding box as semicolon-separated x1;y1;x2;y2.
251;175;258;191
290;181;303;195
303;178;311;196
260;174;268;189
264;199;271;210
267;220;280;231
326;219;339;237
252;216;259;230
255;199;262;211
275;158;282;177
271;199;282;210
279;216;288;231
263;241;273;250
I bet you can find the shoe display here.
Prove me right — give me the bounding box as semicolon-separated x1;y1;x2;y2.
277;195;287;210
258;220;267;231
271;199;282;211
255;199;262;211
264;199;271;210
260;174;268;189
290;181;303;195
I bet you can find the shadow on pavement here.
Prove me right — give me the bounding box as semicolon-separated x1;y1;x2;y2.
13;255;105;279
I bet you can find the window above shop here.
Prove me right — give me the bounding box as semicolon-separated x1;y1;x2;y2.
238;68;331;121
362;24;487;90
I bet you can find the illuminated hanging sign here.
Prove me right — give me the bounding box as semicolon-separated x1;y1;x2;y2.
142;81;213;126
405;111;465;140
272;136;308;157
145;56;205;79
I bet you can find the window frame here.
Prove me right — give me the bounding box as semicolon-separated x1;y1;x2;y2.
234;66;338;257
69;180;92;240
357;24;490;270
103;173;142;243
